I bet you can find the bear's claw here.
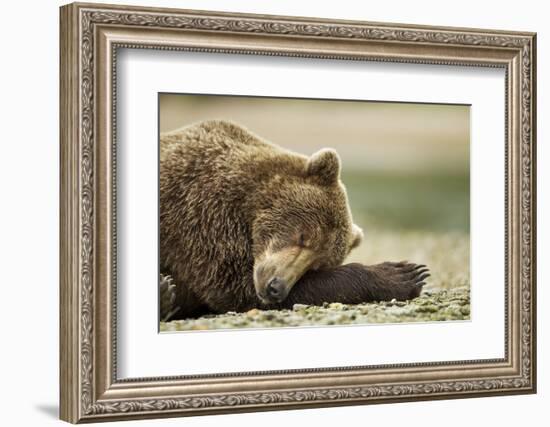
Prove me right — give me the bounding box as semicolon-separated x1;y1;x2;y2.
365;261;430;300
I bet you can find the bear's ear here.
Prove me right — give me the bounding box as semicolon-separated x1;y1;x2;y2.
350;224;364;249
307;148;341;185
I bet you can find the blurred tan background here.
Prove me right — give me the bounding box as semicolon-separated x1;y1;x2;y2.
160;94;468;174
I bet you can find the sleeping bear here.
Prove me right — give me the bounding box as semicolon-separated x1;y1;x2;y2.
160;120;428;320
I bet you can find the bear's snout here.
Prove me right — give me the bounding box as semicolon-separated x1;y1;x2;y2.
265;277;287;302
253;245;317;305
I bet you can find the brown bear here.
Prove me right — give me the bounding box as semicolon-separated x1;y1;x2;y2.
160;120;428;321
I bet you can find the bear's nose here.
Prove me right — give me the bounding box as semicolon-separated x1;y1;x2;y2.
266;277;285;299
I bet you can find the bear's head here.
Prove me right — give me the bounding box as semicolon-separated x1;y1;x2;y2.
252;148;363;305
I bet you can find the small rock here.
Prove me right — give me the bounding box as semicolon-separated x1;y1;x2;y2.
246;308;260;317
191;324;209;330
293;304;308;311
328;302;344;310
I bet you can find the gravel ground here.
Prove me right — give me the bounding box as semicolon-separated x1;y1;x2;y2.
160;231;470;332
161;286;470;332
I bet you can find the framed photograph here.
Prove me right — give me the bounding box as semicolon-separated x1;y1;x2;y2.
59;2;537;423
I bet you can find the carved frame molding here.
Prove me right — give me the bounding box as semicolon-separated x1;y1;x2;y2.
60;2;536;423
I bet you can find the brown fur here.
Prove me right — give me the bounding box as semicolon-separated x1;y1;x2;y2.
160;120;426;320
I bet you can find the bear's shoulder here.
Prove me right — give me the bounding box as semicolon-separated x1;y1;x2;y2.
161;120;266;149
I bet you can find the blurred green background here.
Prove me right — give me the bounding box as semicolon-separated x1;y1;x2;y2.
160;94;470;234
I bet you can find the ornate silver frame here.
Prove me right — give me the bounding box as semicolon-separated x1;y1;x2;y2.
60;2;536;423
